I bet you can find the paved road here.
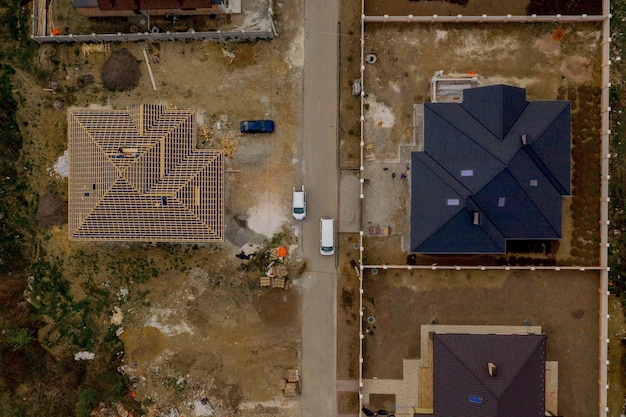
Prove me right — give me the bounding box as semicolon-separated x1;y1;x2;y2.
301;0;339;414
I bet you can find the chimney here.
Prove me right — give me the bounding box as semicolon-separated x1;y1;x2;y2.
521;134;529;146
488;362;496;377
472;211;481;226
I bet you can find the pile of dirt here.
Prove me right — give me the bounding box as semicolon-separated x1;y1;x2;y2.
101;48;141;91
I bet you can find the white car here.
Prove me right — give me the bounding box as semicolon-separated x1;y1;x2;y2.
292;186;306;220
352;79;362;96
320;217;335;256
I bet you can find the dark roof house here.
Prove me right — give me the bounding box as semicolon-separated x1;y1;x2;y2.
410;85;571;254
433;333;547;417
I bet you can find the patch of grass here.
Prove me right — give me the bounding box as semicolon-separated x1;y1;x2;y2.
75;388;98;417
3;327;34;351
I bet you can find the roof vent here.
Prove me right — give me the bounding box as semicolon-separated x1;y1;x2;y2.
521;134;530;146
472;211;482;226
488;362;497;377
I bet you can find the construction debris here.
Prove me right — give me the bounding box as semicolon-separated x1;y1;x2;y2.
273;264;288;278
259;276;290;290
220;132;240;158
199;124;214;146
430;70;482;103
280;368;301;396
74;351;95;361
81;43;111;56
365;143;376;162
110;306;123;325
52;99;65;111
272;276;286;289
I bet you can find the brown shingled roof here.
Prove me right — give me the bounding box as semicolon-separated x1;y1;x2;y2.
97;0;216;11
433;333;546;417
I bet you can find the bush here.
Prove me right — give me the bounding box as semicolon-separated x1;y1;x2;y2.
75;388;98;417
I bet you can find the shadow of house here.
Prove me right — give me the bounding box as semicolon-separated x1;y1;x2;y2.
410;85;571;254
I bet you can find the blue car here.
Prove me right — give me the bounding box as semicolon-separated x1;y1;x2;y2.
240;120;275;133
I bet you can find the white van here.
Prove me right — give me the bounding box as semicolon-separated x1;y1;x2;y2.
292;186;306;220
320;217;335;256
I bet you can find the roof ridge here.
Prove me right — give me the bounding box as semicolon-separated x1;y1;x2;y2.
427;102;504;163
525;101;569;147
465;197;506;251
508;159;563;237
411;155;467;249
499;88;529;139
498;335;546;411
432;104;506;191
525;104;570;194
473;168;561;240
437;334;500;399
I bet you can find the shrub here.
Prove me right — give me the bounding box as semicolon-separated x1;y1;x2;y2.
75;388;98;417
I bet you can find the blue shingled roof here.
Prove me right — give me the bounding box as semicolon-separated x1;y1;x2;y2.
411;85;571;254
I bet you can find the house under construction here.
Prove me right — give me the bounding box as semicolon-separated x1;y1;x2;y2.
68;104;224;242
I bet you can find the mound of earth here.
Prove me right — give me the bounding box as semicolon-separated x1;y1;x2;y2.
101;48;141;91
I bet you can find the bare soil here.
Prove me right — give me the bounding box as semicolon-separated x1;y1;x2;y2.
356;21;601;264
36;190;67;228
608;296;626;417
336;5;607;415
19;0;305;414
336;234;362;382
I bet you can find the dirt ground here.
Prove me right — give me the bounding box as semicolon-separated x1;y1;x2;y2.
334;3;610;416
356;22;601;264
359;269;600;417
16;0;615;414
20;0;306;414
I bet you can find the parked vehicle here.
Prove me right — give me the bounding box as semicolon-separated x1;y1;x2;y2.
292;186;306;220
320;217;335;256
240;119;275;133
352;79;362;96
